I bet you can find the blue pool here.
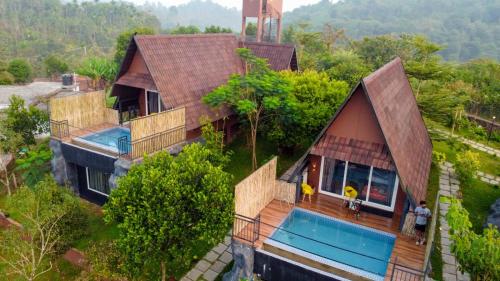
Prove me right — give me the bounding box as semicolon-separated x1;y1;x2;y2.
268;208;395;278
79;127;130;153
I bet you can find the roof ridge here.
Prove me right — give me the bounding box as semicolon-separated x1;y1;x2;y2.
363;57;402;83
134;33;237;39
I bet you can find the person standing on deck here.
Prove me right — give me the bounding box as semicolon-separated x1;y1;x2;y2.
414;200;431;245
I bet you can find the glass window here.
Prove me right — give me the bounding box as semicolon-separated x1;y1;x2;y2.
321;158;346;196
368;168;397;207
345;163;371;201
87;167;111;195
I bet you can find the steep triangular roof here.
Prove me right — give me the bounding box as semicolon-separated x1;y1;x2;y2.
288;58;432;205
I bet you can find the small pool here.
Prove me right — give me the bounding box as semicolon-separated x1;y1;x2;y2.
77;127;130;153
267;208;395;279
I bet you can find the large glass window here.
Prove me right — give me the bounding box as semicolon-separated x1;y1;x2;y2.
345;163;371;201
368;168;397;207
321;159;346;195
87;167;111;196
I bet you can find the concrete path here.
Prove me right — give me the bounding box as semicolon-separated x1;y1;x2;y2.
432;128;500;157
476;171;500;185
181;235;233;281
438;162;470;281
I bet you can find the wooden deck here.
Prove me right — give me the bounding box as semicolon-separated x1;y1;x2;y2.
253;194;425;280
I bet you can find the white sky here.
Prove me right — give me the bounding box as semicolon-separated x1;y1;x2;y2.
128;0;325;12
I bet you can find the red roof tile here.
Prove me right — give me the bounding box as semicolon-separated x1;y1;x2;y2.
244;41;298;71
115;72;156;90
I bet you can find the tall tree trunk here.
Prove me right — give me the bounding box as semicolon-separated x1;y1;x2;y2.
161;260;166;281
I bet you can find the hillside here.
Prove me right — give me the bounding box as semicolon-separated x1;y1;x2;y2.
140;0;241;31
0;0;160;74
284;0;500;61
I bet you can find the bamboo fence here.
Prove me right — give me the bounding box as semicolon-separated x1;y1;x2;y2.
130;107;185;140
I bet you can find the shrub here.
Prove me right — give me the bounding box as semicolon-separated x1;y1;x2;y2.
0;70;14;85
432;151;446;166
454;150;480;184
446;199;500;280
44;55;69;78
8;58;32;83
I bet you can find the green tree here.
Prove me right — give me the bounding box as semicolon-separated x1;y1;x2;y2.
169;25;201;35
203;48;291;170
204;25;233;33
326;50;372;88
352;35;412;69
77;57;117;90
245;22;257;36
113;27;155;65
44;55;69;78
104;144;233;280
454;150;480;185
446;199;500;281
264;70;349;149
0;71;14;85
15;141;52;187
7;58;32;83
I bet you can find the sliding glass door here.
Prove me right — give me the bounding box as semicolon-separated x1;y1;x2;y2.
146;90;166;115
319;157;399;211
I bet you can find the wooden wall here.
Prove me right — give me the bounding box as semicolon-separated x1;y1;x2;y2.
234;157;296;218
130;107;185;140
50;91;118;132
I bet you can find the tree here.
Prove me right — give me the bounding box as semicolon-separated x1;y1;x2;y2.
169;25;201;35
446;199;500;281
0;178;84;280
204;25;233;33
104;144;233;280
325;50;372;88
203;48;291;170
0;70;14;85
454;150;480;185
44;55;69;78
7;58;33;83
113;27;155;65
264;70;349;149
76;57;117;90
245;22;257;36
15;141;52;187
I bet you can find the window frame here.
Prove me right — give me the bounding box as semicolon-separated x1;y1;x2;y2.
85;167;111;197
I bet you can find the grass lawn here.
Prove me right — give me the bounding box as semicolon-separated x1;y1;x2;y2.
425;164;443;281
433;139;499;176
460;178;500;234
427;120;500;150
225;134;306;184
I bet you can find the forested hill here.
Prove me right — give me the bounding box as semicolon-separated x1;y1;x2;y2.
0;0;159;74
139;0;240;31
284;0;500;61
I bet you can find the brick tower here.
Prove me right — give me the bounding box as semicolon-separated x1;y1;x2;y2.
241;0;283;43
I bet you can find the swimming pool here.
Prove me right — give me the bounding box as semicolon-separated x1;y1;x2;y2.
77;127;130;153
267;208;395;279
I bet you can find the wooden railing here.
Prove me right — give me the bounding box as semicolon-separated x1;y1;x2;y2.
49;120;69;139
232;214;261;246
118;125;186;160
390;259;426;281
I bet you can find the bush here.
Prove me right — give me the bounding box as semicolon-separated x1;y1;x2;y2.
0;70;14;85
8;58;33;83
454;150;480;184
44;55;69;78
432;151;446;166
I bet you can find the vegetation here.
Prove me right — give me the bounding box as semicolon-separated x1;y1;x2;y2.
76;57;117;90
454;150;480;185
14;141;52;187
7;58;33;83
44;55;68;79
204;48;291;170
446;199;500;280
460;178;500;234
104;144;234;280
113;27;156;66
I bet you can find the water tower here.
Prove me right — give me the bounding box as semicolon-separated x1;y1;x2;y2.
242;0;283;43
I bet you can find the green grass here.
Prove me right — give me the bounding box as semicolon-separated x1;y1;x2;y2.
427;120;500;150
225;134;306;184
433;139;499;176
425;164;443;280
460;178;500;234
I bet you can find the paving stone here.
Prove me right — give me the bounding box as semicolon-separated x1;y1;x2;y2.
180;276;192;281
223;236;231;246
443;272;457;281
186;268;203;280
210;261;227;274
477;171;485;176
441;229;450;239
484;174;494;179
203;270;218;281
443;162;453;168
441;244;451;255
442;254;456;265
213;243;227;255
439;190;451;197
203;251;219;263
219;251;233;264
443;264;457;275
442;237;451;246
457;271;471;281
196;260;211;272
450;178;460;185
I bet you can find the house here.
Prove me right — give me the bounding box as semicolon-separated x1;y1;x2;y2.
111;34;297;140
230;58;433;281
49;34;297;205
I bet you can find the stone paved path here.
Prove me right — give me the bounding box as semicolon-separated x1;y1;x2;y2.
438;163;470;281
476;171;500;185
181;235;233;281
432;128;500;157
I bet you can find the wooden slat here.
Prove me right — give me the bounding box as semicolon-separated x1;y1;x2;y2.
130;107;185;140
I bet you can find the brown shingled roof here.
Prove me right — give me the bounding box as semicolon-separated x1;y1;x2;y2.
115;72;156;90
290;58;432;205
244;41;298;71
113;34;297;131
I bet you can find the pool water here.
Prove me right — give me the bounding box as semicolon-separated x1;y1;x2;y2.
269;208;395;277
81;127;130;152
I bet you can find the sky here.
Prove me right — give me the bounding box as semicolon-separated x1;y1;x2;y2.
129;0;324;12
